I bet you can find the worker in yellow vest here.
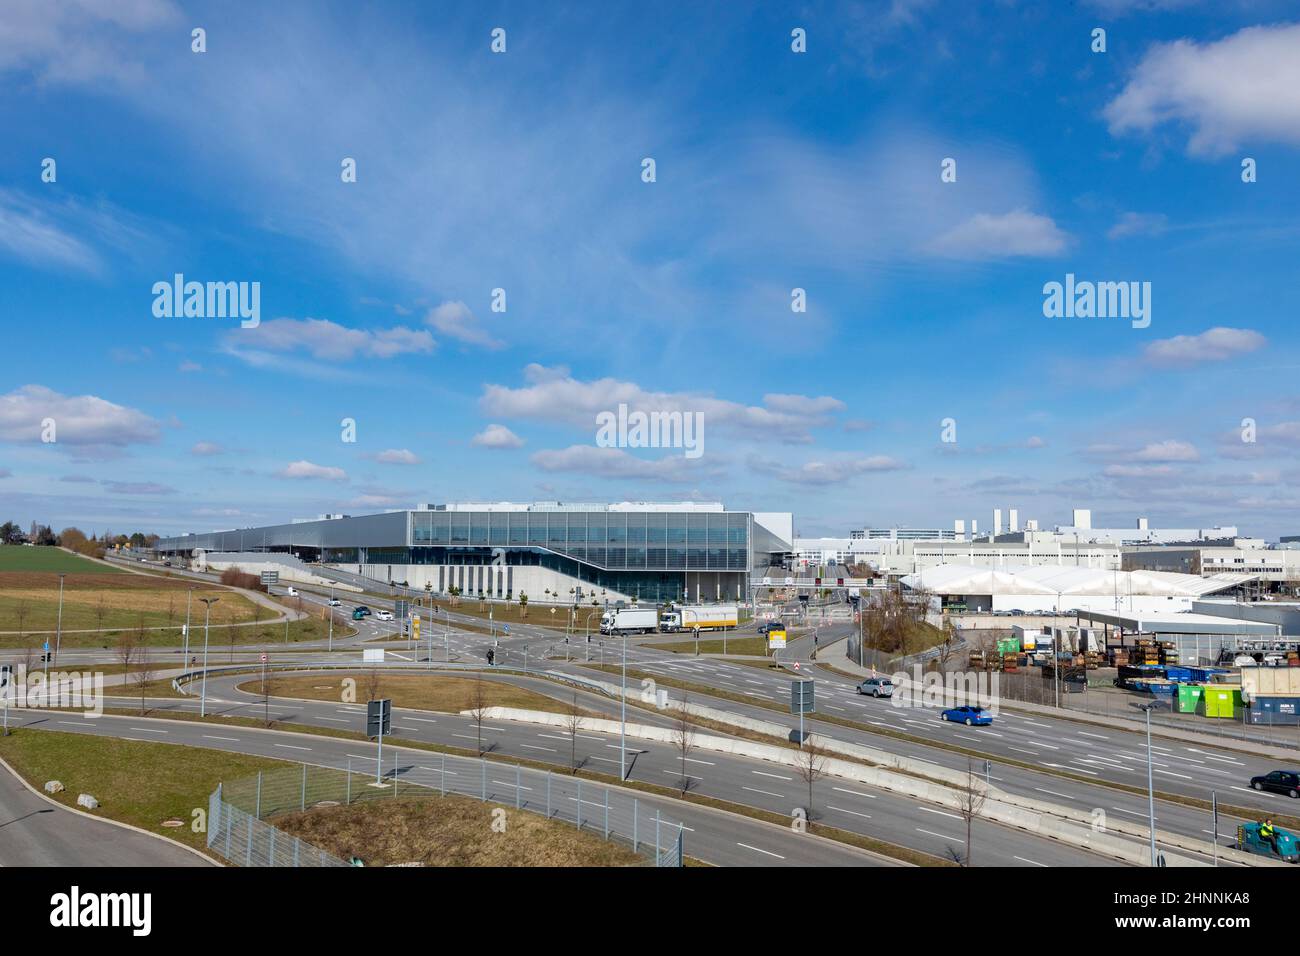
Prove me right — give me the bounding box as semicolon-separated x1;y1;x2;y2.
1260;818;1278;853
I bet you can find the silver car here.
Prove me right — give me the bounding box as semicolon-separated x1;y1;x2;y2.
857;677;894;698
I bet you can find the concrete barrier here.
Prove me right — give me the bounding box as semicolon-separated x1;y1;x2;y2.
478;702;1281;867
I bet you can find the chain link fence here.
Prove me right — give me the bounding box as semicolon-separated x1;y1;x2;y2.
208;753;685;867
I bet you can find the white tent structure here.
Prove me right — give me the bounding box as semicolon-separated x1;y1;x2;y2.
901;563;1250;614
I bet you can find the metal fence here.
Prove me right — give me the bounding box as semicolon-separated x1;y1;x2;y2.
208;754;685;867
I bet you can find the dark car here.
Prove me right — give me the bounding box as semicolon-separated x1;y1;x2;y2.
1251;770;1300;798
354;606;372;616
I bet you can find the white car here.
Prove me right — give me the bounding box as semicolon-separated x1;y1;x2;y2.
376;610;394;622
286;587;299;596
328;598;342;607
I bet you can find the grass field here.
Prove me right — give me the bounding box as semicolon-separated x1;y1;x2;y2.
646;635;771;656
0;728;284;854
237;672;596;717
0;546;123;574
271;795;643;866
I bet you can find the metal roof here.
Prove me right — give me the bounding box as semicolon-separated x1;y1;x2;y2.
902;563;1251;598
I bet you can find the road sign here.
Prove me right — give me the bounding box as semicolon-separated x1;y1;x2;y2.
259;653;267;663
367;699;392;738
791;679;814;715
43;641;49;652
412;614;421;641
503;624;510;634
260;570;279;586
395;599;410;619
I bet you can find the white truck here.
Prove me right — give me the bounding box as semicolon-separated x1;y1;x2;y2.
658;604;739;633
600;607;658;635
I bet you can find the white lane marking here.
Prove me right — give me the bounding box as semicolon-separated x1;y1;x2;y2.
917;806;963;821
742;786;783;798
832;786;877;800
1014;855;1048;867
916;827;961;842
827;805;872;819
407;717;438;724
1153;768;1193;780
129;727;168;734
1077;731;1109;740
203;735;241;742
737;842;785;859
275;744;312;751
1034;787;1076;801
417;766;457;775
752;770;793;781
519;744;556;752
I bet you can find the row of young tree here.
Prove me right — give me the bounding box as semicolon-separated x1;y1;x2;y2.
0;521;158;556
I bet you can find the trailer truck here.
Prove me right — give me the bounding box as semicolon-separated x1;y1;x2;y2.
658;604;739;633
599;607;658;635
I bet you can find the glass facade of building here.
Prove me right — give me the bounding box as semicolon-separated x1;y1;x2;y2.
409;509;750;571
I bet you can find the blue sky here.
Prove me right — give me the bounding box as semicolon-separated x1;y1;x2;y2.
2;0;1299;538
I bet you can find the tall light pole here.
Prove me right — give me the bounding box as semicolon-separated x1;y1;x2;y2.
53;572;66;667
620;628;628;781
199;597;219;717
1137;701;1159;866
182;587;193;664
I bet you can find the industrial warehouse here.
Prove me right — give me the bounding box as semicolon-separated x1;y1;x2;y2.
153;501;794;605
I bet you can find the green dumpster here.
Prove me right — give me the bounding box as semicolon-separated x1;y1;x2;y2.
1203;686;1241;719
1176;684;1204;714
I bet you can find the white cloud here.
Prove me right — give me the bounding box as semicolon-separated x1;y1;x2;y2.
471;425;524;449
224;317;434;362
0;190;105;274
1108;211;1168;240
482;366;844;443
1104;464;1175;479
1105;23;1300;156
372;448;420;465
0;384;159;446
101;480;176;495
277;460;347;481
531;445;703;482
928;209;1070;259
749;454;908;484
178;360;202;373
1132;439;1199;462
1025;435;1047;449
424;301;503;350
191;441;224;456
1143;327;1266;366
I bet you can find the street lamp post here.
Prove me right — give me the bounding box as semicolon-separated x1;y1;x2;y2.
199;597;219;717
182;587;193;664
53;573;66;667
1137;701;1159;866
620;629;628;782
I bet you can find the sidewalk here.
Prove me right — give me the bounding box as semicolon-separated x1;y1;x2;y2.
825;635;1300;762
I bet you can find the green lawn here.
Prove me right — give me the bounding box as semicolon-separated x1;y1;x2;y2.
0;728;285;854
0;546;122;574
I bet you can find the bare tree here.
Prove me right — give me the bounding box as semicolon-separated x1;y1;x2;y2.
133;650;156;715
936;615;961;672
14;601;29;642
956;760;988;867
466;678;491;755
564;691;584;774
364;667;382;703
165;593;176;626
93;594;108;633
115;630;139;705
671;694;698;796
793;740;830;822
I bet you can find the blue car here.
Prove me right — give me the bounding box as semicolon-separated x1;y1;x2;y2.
940;705;992;726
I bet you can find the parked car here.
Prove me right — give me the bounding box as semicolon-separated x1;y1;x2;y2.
940;705;993;726
1250;770;1300;798
857;677;894;698
376;610;394;622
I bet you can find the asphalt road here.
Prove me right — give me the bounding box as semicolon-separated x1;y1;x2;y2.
0;758;207;867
